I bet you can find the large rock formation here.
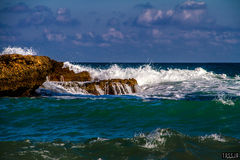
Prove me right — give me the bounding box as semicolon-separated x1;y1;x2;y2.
0;54;138;97
0;54;91;96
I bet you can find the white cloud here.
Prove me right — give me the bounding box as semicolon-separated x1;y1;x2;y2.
136;1;210;27
102;28;124;41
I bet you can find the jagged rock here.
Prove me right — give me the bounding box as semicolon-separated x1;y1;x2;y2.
0;54;91;97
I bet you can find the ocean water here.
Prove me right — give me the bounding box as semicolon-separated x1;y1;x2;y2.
1;63;240;160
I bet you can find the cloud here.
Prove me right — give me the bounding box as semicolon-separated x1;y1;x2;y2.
55;8;79;25
176;1;206;10
137;9;171;26
71;29;125;47
44;29;66;42
173;1;210;26
152;29;162;38
0;2;30;13
135;1;213;28
107;17;122;28
17;4;79;26
19;5;54;26
72;32;105;47
102;28;124;41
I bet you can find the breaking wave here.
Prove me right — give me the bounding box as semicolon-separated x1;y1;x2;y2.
40;62;240;102
1;46;37;55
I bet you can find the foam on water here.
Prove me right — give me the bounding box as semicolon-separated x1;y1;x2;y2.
1;46;37;55
36;81;90;95
134;128;172;149
133;128;228;150
62;62;240;101
200;134;226;142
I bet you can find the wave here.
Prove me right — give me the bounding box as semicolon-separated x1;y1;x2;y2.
1;46;37;55
1;128;239;160
46;62;240;101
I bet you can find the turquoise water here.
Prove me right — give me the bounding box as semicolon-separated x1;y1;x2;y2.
1;63;240;159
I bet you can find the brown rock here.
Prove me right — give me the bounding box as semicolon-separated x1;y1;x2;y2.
45;78;138;95
0;54;54;96
48;62;91;82
0;54;91;97
82;78;138;95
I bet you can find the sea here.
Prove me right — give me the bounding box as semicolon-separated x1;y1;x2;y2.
1;62;240;160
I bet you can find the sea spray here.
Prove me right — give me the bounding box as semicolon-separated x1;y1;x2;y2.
1;46;37;55
61;62;240;101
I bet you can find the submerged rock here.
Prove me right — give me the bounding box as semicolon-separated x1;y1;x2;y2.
0;54;91;97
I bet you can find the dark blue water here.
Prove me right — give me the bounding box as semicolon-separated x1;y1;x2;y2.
1;63;240;160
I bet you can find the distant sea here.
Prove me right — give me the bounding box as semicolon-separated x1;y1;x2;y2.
1;63;240;160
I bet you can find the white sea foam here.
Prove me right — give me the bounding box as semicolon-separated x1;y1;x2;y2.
134;128;173;149
1;46;37;55
36;81;91;95
62;62;240;100
215;94;235;106
89;137;108;144
134;128;227;150
200;134;226;142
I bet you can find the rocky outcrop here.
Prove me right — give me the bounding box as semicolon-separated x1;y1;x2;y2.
0;54;54;96
0;54;138;97
0;54;91;97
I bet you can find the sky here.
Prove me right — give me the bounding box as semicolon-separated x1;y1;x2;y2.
0;0;240;62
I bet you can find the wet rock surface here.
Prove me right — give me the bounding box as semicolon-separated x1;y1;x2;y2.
81;78;138;95
41;78;138;95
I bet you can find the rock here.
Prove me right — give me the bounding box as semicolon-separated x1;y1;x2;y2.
0;54;91;97
0;54;138;97
47;61;91;82
82;78;138;95
0;54;54;96
40;78;138;95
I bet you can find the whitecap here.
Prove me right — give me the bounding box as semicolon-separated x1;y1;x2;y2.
200;134;226;142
